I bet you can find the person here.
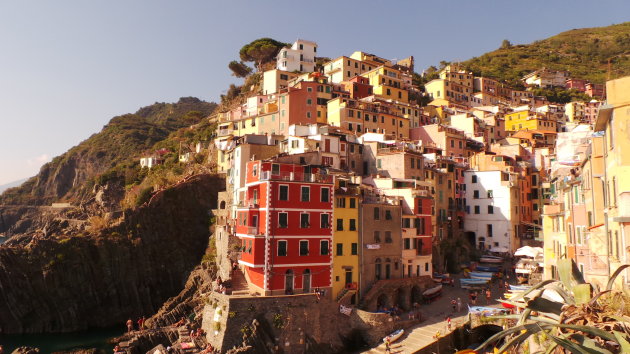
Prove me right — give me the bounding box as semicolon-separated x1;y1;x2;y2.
385;336;391;353
202;343;214;353
470;291;477;305
113;345;125;354
137;316;144;331
446;316;452;331
0;345;4;354
126;318;133;332
175;317;186;327
457;297;462;312
485;288;492;304
451;298;457;312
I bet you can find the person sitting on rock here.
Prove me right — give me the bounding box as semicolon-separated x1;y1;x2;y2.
126;318;133;332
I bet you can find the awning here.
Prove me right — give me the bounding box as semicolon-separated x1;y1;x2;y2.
521;221;542;229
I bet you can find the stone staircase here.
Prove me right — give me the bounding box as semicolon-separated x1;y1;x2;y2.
364;314;469;354
230;269;250;296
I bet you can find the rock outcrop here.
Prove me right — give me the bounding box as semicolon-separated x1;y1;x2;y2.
0;173;223;334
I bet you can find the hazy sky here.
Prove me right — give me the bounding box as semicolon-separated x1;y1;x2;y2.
1;1;628;185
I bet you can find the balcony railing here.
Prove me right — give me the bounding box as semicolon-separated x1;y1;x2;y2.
247;226;261;235
217;129;232;136
259;170;333;183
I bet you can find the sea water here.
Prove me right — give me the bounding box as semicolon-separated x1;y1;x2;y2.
0;327;122;353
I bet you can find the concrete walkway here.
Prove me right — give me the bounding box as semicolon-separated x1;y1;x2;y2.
364;269;512;354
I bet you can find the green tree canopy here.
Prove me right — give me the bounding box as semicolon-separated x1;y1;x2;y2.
239;38;288;71
228;60;253;78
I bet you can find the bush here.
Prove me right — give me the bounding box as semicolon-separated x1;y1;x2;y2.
135;186;153;206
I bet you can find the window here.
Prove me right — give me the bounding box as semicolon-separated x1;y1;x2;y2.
321;214;330;228
321;187;330;202
351;243;358;255
321;240;329;256
385;210;392;220
301;186;310;202
279;213;288;228
487;224;493;237
300;213;310;228
278;240;287;256
349;219;356;231
272;164;280;175
487;190;493;198
299;241;309;256
336;197;346;208
488;205;494;214
349;198;356;208
474;206;480;214
336;218;343;231
374;207;380;220
404;238;411;250
336;243;343;256
473;190;480;199
279;185;289;201
472;175;478;183
385;231;392;243
374;231;381;242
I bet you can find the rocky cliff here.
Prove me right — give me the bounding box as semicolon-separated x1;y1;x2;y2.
0;173;223;334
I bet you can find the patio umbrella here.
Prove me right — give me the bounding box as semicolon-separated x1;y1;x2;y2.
514;246;543;258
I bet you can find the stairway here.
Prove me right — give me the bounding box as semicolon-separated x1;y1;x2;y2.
230;269;250;296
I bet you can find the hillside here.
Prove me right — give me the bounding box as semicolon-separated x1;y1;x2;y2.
461;22;630;87
0;97;217;206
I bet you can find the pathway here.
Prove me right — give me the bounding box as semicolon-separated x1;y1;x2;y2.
364;267;512;354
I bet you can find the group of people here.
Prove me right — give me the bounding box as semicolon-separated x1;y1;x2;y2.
215;277;227;294
125;316;146;332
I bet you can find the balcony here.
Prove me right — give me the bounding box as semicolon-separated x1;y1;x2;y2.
217;129;232;137
247;226;262;235
259;170;333;184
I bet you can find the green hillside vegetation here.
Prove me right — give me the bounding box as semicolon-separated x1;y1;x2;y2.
0;97;217;205
462;22;630;87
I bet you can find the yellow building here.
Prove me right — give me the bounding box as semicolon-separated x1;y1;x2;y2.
361;66;409;103
505;110;556;132
593;75;630;289
332;177;361;304
323;56;372;84
326;97;410;138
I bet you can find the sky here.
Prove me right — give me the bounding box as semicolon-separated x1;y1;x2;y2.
0;1;629;185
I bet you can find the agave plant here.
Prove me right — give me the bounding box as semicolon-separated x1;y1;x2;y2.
474;260;630;353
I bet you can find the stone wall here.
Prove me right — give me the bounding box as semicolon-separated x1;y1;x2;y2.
202;293;424;353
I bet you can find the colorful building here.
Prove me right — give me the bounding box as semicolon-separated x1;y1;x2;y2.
235;161;334;296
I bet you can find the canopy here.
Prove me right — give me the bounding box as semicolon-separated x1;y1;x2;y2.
514;246;543;258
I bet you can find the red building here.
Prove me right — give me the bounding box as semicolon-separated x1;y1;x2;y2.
565;78;588;92
343;76;373;99
414;196;434;256
585;82;606;98
236;161;334;296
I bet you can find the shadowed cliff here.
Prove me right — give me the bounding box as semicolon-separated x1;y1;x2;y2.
0;173;222;334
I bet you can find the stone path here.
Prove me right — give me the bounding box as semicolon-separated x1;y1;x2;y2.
364;268;512;354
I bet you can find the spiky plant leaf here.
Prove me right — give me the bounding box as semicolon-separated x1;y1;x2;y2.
573;284;592;304
547;333;595;354
613;331;630;353
486;315;618;342
558;259;585;291
606;265;630;291
474;323;552;352
526;297;564;315
570;333;614;354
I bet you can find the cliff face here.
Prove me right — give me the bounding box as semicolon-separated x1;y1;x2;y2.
0;173;223;334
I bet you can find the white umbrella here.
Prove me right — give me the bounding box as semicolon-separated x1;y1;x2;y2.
514;246;543;258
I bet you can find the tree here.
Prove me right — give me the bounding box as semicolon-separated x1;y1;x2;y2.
501;39;512;49
239;38;288;71
228;61;253;78
439;60;450;69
